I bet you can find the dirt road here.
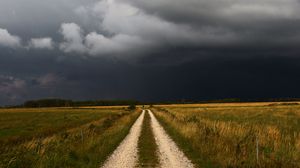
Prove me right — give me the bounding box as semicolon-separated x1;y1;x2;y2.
148;110;194;168
101;110;145;168
101;109;194;168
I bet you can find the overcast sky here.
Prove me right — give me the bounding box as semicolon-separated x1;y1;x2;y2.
1;0;300;105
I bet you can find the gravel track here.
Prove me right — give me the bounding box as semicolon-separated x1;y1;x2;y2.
101;110;145;168
148;110;194;168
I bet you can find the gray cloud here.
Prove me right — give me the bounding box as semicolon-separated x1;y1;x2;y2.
59;23;87;53
0;72;68;105
0;75;26;102
36;73;63;88
65;0;229;56
28;37;54;49
70;0;300;57
119;0;300;47
0;0;98;38
85;32;147;56
2;0;300;56
80;0;203;44
59;22;151;56
122;0;300;25
0;28;21;48
0;28;54;50
1;0;300;105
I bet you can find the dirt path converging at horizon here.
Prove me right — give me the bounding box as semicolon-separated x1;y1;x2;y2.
101;110;145;168
148;110;194;168
138;110;159;167
101;109;193;168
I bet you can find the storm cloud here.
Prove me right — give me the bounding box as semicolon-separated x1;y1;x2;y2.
1;0;300;105
1;0;300;55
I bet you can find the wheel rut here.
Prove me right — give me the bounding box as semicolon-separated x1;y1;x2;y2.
101;109;194;168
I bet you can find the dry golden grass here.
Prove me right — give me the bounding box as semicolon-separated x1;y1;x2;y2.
153;103;300;167
73;106;128;109
156;101;300;108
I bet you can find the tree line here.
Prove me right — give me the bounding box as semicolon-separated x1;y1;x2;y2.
5;97;300;108
23;99;140;108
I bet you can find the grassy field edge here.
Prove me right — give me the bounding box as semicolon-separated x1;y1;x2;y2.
1;109;141;168
151;108;216;168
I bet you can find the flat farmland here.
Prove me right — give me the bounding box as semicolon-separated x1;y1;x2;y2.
0;107;140;168
152;103;300;167
1;103;300;168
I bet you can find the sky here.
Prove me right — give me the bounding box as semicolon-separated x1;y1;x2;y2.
1;0;300;105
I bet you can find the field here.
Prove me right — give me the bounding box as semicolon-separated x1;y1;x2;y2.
153;102;300;167
1;103;300;168
0;107;140;168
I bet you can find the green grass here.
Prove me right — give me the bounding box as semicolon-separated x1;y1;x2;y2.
0;107;140;168
138;111;159;167
152;104;300;167
0;108;120;140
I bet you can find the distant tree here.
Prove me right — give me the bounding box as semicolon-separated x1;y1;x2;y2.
128;104;136;110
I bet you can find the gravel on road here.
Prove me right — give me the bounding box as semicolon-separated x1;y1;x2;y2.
148;110;194;168
101;110;145;168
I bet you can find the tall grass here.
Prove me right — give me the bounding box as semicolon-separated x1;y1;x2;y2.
153;104;300;167
0;107;140;168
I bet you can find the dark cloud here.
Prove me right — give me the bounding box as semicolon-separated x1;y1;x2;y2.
0;75;26;103
1;0;300;105
121;0;300;48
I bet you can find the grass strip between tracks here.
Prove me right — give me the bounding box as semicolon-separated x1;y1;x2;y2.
138;110;159;167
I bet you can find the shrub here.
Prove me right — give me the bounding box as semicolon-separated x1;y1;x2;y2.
128;104;136;110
